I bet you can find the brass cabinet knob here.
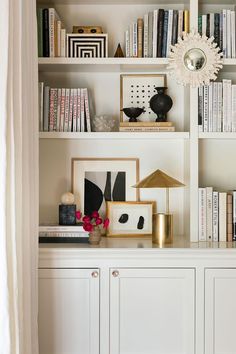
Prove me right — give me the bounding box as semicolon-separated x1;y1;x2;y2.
112;270;119;277
91;271;99;278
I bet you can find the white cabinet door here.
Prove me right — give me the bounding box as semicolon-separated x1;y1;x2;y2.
110;268;195;354
39;268;99;354
205;268;236;354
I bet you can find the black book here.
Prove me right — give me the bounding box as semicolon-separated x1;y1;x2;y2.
157;9;165;57
162;10;169;57
214;13;220;48
206;13;210;38
42;8;49;57
171;10;179;46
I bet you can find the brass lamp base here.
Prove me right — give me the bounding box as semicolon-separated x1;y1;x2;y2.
152;213;173;245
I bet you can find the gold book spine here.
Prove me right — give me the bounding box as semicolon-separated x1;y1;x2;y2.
137;18;144;58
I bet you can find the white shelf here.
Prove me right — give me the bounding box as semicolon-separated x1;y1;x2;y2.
39;132;190;140
199;132;236;139
37;0;189;5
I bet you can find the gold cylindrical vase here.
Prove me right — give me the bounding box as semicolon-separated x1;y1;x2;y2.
152;213;173;245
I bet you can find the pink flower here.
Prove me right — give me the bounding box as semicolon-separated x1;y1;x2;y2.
91;211;99;218
83;215;91;223
83;223;93;232
75;211;82;220
95;217;103;225
103;218;110;229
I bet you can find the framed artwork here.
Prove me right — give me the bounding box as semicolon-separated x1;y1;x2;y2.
72;158;139;217
120;74;166;122
106;201;155;237
67;34;108;58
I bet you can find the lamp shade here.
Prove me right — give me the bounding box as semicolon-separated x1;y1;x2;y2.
133;169;185;188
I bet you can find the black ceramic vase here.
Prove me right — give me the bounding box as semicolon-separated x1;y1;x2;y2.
121;107;146;122
149;87;173;122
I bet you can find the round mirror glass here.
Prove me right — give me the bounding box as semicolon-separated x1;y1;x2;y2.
184;48;207;71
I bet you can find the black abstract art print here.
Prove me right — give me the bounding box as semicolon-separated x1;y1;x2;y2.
84;171;126;216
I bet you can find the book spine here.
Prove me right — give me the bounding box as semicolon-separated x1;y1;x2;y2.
166;10;173;57
148;12;153;57
171;10;178;46
162;11;169;58
84;88;91;132
214;14;220;48
125;29;130;58
199;188;207;241
68;89;74;132
38;82;44;131
222;79;228;132
198;86;204;132
213;191;219;242
60;29;66;57
219;192;227;242
227;10;231;58
233;191;236;241
143;14;149;58
129;24;133;57
39;232;88;238
60;88;66;132
42;9;49;57
137;18;143;58
56;88;61;132
212;82;218;132
153;10;158;57
231;11;236;58
37;8;43;57
43;86;50;131
227;79;232;132
217;82;223;132
119;127;175;132
157;9;165;57
81;88;85;132
219;12;223;52
206;187;213;241
49;8;56;57
133;22;138;57
203;85;209;132
183;10;189;34
77;88;81;132
178;10;184;39
227;194;233;242
202;15;207;36
64;88;70;132
49;88;55;131
57;20;62;57
232;85;236;132
223;10;227;58
198;15;202;35
72;88;78;132
208;83;213;132
210;13;214;37
53;89;58;131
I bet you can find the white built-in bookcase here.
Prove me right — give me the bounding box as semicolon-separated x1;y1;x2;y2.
37;0;236;242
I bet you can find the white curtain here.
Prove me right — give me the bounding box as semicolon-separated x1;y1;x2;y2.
0;0;39;353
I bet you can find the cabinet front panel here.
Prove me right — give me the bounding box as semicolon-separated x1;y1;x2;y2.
110;268;195;354
39;269;99;354
205;268;236;354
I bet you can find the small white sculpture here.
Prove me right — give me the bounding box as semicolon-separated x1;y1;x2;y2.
61;192;75;205
92;115;118;132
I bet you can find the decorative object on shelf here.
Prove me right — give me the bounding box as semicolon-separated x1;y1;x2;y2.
92;115;118;132
121;107;145;122
114;43;124;57
133;169;185;245
106;201;155;237
61;192;75;205
59;192;76;225
72;158;139;218
168;31;223;87
73;26;103;34
67;34;108;58
76;210;109;245
149;87;173;122
120;74;166;123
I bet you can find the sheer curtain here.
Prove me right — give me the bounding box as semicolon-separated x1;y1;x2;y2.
0;0;39;353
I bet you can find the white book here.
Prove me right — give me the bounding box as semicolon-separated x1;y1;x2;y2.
48;8;59;57
206;187;213;241
43;86;50;132
231;11;236;58
39;232;88;238
210;13;214;37
178;10;183;39
227;10;232;58
222;79;228;132
143;14;149;58
129;24;133;57
56;88;61;132
203;85;209;132
233;191;236;241
39;225;85;232
166;10;173;58
202;15;207;36
208;83;213;132
148;12;153;57
38;82;44;132
219;192;227;242
222;10;227;58
217;82;223;132
68;89;74;132
77;88;81;132
199;188;207;241
84;88;91;132
80;88;85;132
213;191;219;242
60;29;66;57
212;82;218;132
125;29;130;57
60;88;66;132
153;10;158;57
57;21;61;57
72;88;77;132
232;85;236;132
226;79;232;132
64;88;70;132
133;22;138;57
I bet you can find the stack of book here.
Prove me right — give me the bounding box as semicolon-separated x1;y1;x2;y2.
37;8;66;57
198;9;236;58
198;80;236;132
199;187;236;242
39;225;89;243
39;83;92;132
119;121;175;132
125;9;189;58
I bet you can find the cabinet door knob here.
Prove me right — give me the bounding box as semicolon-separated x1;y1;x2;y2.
91;271;99;278
112;270;119;277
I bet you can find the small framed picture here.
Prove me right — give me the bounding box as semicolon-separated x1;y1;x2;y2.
106;201;155;237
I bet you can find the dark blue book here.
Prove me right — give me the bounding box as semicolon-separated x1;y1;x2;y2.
42;8;49;57
157;9;165;57
219;12;223;52
171;10;178;45
162;11;169;57
206;13;210;38
198;16;202;35
214;13;220;48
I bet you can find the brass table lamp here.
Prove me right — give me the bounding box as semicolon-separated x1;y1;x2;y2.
133;169;185;245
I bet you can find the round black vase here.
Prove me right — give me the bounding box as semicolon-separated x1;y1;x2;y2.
149;87;173;122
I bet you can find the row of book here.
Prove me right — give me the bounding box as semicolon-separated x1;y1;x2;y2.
37;8;66;57
39;83;92;132
39;225;89;243
125;9;189;58
198;80;236;132
199;187;236;242
198;9;236;58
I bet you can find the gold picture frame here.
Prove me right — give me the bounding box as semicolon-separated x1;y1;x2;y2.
106;201;155;237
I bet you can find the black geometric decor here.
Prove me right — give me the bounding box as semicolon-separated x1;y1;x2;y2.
67;34;108;58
